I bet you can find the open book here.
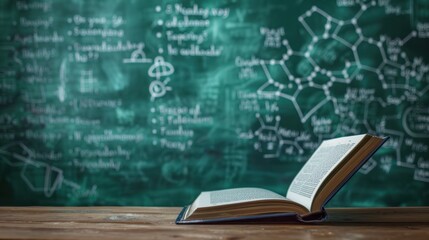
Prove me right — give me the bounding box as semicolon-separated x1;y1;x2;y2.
176;134;388;223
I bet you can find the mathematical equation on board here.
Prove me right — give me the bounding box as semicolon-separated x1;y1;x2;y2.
0;0;428;204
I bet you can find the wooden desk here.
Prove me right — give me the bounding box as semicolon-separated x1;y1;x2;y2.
0;207;428;239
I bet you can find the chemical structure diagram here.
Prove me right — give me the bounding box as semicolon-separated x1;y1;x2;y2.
0;142;90;197
253;113;304;159
251;2;429;181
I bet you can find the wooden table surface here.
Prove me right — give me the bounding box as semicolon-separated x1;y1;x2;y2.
0;207;428;240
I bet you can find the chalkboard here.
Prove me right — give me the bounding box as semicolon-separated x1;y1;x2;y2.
1;0;428;207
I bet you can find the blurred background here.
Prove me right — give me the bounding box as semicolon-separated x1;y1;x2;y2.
0;0;428;207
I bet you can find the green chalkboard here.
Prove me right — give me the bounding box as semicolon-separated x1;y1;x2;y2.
1;0;429;207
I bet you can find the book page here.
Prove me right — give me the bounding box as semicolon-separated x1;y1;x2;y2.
187;188;286;217
286;134;366;211
209;188;286;205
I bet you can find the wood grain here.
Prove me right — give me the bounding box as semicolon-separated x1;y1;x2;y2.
0;207;428;240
